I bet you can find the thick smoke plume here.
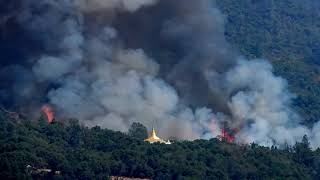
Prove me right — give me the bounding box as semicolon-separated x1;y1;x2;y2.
1;0;319;148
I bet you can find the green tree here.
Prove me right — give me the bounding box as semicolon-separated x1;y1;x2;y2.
294;135;314;167
128;122;148;140
67;119;83;147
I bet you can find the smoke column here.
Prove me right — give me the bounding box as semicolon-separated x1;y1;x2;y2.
0;0;319;148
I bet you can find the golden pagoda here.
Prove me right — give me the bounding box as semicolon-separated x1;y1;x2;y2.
144;128;171;144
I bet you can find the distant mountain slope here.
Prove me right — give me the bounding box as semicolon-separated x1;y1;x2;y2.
216;0;320;126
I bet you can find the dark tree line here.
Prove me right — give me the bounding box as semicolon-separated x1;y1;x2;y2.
0;110;319;180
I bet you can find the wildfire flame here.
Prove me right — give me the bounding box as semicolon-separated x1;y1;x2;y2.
210;116;236;143
221;128;235;143
42;105;54;123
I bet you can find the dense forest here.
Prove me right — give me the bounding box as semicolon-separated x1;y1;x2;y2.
0;109;320;179
216;0;320;126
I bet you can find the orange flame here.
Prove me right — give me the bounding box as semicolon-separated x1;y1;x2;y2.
221;128;235;143
42;105;54;123
210;116;236;143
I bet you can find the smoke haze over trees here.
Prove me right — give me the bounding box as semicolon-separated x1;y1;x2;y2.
0;0;320;148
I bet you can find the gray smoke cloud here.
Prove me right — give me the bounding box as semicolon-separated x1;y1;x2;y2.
1;0;319;148
76;0;158;12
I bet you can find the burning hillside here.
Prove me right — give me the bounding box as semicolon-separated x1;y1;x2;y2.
0;0;320;148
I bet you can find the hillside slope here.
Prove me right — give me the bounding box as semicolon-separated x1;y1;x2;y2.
0;110;319;179
216;0;320;126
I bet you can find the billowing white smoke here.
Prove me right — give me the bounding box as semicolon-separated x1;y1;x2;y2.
46;28;213;139
76;0;158;12
223;60;310;146
3;0;320;148
311;122;320;148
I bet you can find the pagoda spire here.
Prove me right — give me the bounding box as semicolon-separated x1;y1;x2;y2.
144;121;171;144
152;128;157;137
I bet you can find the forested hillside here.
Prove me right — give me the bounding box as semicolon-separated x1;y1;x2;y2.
0;110;320;179
1;0;320;179
216;0;320;126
